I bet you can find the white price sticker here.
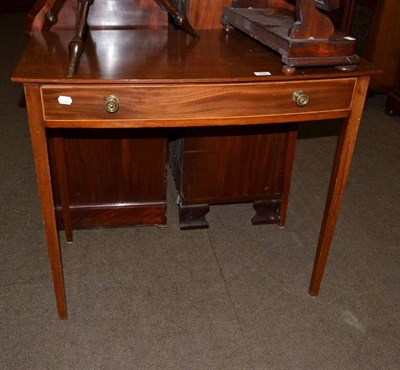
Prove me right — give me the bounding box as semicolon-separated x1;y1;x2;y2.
58;96;73;105
254;71;272;76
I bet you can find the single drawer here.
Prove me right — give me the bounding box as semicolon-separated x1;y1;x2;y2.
41;78;356;125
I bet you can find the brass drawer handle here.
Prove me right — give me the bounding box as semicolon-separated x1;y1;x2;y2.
104;95;119;113
293;90;309;107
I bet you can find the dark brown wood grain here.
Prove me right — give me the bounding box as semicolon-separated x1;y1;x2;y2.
172;126;294;203
13;29;376;84
48;129;168;230
40;79;356;124
188;0;232;30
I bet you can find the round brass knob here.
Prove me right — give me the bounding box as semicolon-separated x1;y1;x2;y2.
104;95;119;113
293;91;309;107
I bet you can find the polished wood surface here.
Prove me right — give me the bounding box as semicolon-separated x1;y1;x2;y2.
25;0;195;77
173;127;294;203
48;130;168;233
14;29;375;83
13;28;377;319
188;0;231;29
40;78;355;124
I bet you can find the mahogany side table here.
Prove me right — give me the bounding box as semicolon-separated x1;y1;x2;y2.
12;28;377;319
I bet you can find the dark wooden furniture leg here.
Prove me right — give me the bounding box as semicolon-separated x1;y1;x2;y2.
157;0;199;38
278;129;297;228
179;204;210;230
68;0;93;77
385;89;400;116
252;199;281;225
52;136;73;242
25;84;67;320
252;128;298;227
309;75;370;296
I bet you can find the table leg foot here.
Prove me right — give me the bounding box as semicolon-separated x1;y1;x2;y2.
252;199;281;225
158;0;199;39
68;38;85;77
282;65;296;75
179;204;210;230
67;0;93;77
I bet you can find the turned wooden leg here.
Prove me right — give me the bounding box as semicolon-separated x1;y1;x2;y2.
43;0;66;31
179;204;210;230
252;199;281;225
157;0;199;38
68;0;94;77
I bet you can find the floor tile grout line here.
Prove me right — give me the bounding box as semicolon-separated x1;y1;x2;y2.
206;229;256;370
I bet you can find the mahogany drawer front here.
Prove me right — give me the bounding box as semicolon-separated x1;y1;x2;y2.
41;79;356;124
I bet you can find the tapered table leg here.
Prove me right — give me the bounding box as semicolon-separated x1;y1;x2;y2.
25;84;67;319
309;76;370;296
